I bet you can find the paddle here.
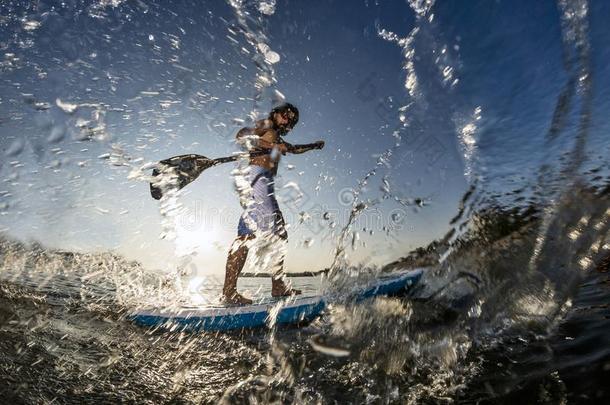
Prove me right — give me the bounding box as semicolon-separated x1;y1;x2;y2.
150;141;324;200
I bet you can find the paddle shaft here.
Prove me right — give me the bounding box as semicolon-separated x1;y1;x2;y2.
211;141;324;165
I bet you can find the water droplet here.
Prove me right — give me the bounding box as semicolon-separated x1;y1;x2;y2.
56;98;78;114
22;20;41;31
257;43;280;64
258;0;276;15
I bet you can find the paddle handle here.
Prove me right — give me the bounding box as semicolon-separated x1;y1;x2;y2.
212;141;324;165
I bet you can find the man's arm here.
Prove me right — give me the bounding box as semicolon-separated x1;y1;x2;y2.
236;120;324;155
235;126;250;138
283;140;325;154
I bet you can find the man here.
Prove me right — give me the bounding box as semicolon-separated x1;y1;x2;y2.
222;103;324;304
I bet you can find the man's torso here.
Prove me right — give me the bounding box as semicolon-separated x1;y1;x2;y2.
246;119;282;175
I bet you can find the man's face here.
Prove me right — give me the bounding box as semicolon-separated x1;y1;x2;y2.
274;111;290;127
274;110;297;132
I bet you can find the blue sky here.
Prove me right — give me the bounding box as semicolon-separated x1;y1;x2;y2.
0;0;608;274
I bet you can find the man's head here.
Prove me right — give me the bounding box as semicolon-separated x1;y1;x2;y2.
269;103;299;135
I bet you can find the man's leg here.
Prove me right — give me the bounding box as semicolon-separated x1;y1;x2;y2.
223;235;254;304
270;234;302;297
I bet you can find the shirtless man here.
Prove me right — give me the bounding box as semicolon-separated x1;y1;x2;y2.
222;103;325;304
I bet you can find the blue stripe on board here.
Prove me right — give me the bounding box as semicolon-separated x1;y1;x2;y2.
131;299;325;332
356;270;422;302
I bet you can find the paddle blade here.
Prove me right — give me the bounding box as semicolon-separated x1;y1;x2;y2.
150;154;216;200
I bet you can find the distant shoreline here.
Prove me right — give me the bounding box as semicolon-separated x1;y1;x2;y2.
240;269;329;278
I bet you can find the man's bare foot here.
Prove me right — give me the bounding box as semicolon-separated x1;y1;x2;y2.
271;288;302;298
271;282;302;298
222;291;253;305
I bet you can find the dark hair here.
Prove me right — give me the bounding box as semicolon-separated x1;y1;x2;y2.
269;102;299;135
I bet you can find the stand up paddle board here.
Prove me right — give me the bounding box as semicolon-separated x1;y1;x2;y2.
129;269;422;332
